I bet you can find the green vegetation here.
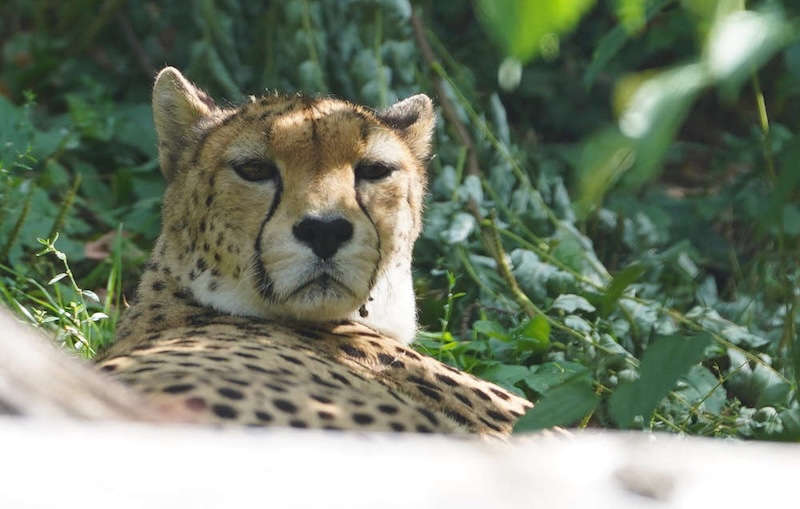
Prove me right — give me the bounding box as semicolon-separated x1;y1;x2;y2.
1;0;798;439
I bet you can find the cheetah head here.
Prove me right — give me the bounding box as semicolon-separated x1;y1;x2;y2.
151;67;434;344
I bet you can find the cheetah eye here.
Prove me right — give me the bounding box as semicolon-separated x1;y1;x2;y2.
231;159;279;182
354;161;396;181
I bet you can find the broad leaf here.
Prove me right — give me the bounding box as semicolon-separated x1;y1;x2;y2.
514;375;598;432
610;333;712;427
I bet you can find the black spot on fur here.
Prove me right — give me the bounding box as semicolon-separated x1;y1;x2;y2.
255;411;273;422
352;413;374;425
274;399;298;413
396;347;421;361
279;354;304;365
339;344;367;359
472;388;491;401
479;417;502;433
490;388;511;400
263;383;287;393
435;374;458;386
244;364;276;374
407;375;439;391
218;387;245;400
417;386;442;401
163;384;195;394
377;404;398;415
329;372;352;386
453;392;473;408
212;404;238;419
417;407;439;426
294;329;322;340
486;410;511;423
311;374;340;389
377;353;405;368
445;410;473;427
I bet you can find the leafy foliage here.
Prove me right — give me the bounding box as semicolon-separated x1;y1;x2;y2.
1;0;799;439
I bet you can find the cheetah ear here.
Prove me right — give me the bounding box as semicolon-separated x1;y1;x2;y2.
152;67;217;181
379;94;435;162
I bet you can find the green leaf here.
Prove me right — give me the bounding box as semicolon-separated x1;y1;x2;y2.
522;361;589;394
48;273;67;285
776;408;800;441
609;333;712;427
600;263;645;317
514;375;598;432
705;8;791;89
753;363;791;408
473;320;511;342
783;204;800;236
786;42;800;79
513;315;551;353
584;0;672;89
575;129;636;216
440;212;476;244
475;0;596;63
82;290;100;303
552;293;596;314
478;363;531;395
614;0;646;33
675;365;726;415
618;64;707;188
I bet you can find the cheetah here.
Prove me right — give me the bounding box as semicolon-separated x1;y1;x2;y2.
96;67;530;436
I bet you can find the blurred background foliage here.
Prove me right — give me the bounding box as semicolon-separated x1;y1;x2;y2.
0;0;799;439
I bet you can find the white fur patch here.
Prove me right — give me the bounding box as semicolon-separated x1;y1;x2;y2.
348;259;417;345
363;131;410;168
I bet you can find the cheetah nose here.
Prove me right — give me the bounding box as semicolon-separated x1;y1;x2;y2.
292;216;354;259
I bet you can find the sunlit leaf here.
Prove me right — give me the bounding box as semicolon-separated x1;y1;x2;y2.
475;0;596;63
89;312;109;322
617;64;707;188
513;315;551;353
48;273;67;285
552;294;596;314
615;0;646;33
81;290;100;303
705;8;791;88
440;212;476;244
